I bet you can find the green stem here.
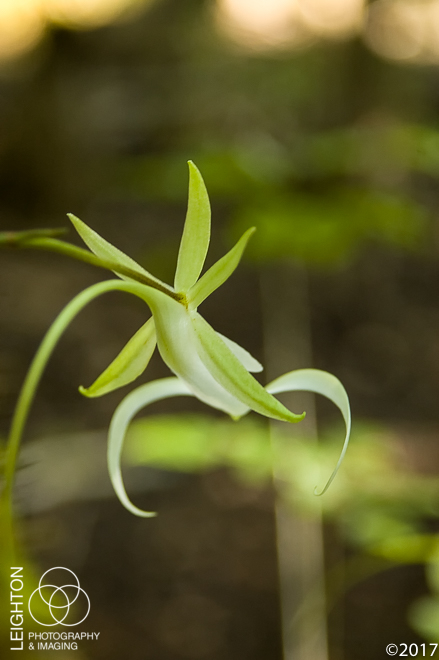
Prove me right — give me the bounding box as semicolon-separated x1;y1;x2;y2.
0;228;67;243
1;278;160;558
1;233;184;303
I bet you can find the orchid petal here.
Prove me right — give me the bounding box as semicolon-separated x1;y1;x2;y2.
108;377;193;516
266;369;351;494
217;333;263;373
174;161;211;292
135;286;249;417
188;227;256;308
192;312;305;423
68;213;167;289
79;317;156;398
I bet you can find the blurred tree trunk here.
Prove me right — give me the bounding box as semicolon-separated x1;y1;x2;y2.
261;264;328;660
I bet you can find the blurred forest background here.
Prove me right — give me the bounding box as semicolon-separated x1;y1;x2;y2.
2;0;439;658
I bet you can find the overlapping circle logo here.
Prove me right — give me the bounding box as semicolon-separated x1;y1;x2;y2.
28;567;90;626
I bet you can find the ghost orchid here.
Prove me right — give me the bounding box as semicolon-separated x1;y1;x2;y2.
2;162;350;520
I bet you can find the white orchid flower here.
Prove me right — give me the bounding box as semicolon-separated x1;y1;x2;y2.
3;162;350;520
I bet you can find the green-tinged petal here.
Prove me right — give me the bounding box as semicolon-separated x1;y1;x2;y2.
135;286;249;417
68;213;168;290
192;312;305;423
108;377;193;516
266;369;351;494
174;161;211;292
188;227;255;308
79;317;156;398
217;332;263;373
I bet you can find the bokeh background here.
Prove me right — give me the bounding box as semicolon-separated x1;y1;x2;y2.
2;0;439;658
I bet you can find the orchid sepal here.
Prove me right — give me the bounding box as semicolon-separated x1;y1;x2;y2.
191;312;305;423
79;317;157;398
174;161;211;292
187;227;256;309
68;213;173;293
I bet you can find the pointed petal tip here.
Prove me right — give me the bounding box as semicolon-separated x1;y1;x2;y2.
216;333;263;373
285;410;306;424
119;500;158;517
187;160;203;179
79;383;110;399
131;508;157;518
187;160;206;183
314;479;331;497
78;385;95;398
244;227;257;245
67;213;85;232
313;448;345;496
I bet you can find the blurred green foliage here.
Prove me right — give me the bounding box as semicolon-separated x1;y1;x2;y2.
126;415;273;481
233;188;425;265
116;119;436;268
126;414;439;641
